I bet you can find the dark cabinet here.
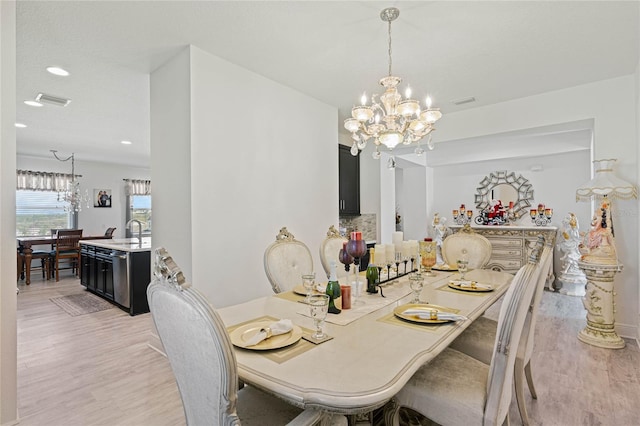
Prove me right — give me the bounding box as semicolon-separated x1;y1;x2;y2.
80;243;150;316
339;144;360;215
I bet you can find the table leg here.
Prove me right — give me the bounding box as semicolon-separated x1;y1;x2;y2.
24;247;33;285
17;252;24;280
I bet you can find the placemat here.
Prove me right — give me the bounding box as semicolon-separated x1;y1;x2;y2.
297;283;412;326
274;291;307;303
435;282;494;297
227;315;316;364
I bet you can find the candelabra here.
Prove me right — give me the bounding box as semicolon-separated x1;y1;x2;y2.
530;203;553;226
452;204;473;225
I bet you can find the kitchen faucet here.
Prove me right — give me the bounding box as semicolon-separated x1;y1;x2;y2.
126;219;143;247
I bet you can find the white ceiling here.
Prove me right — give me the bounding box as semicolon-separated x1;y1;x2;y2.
15;1;639;167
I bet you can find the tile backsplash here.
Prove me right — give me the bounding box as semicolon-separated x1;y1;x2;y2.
339;214;377;242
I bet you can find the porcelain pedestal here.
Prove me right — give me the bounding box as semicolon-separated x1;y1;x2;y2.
577;261;624;349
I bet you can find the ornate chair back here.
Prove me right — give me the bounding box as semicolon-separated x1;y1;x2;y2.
147;248;241;425
264;227;313;294
483;237;545;424
442;224;492;269
319;225;348;279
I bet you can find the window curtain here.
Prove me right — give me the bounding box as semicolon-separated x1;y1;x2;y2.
16;169;75;192
124;179;151;196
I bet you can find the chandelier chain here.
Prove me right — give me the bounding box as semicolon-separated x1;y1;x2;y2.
387;18;393;77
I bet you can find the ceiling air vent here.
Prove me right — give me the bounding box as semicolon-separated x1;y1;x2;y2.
452;96;476;106
35;93;71;107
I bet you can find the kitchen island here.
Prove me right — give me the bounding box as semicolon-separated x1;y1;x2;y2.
80;238;152;316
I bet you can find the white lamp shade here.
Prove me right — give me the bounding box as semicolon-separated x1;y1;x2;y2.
576;159;638;201
379;131;402;149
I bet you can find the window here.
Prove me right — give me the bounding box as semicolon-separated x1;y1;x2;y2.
126;195;152;237
16;190;71;236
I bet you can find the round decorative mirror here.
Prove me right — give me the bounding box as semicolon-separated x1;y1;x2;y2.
474;171;534;218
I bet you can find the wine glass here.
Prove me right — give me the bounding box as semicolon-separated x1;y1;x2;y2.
308;294;329;340
408;273;425;304
457;259;469;280
301;272;315;302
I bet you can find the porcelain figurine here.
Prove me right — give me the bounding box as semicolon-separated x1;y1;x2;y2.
557;212;586;296
431;213;449;265
579;201;617;265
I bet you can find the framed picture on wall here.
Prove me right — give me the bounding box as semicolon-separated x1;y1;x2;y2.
94;189;112;208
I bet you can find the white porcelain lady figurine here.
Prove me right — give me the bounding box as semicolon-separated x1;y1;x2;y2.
432;213;449;265
557;212;586;295
579;201;617;265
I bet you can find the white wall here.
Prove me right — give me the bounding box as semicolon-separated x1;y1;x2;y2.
150;47;193;282
17;155;150;238
0;1;17;423
152;45;338;308
636;57;640;343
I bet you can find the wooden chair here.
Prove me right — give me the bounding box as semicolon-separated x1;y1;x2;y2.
264;227;313;294
442;223;492;269
147;247;335;425
385;237;545;426
16;248;50;281
449;236;554;425
319;225;347;280
50;229;83;282
104;227;116;237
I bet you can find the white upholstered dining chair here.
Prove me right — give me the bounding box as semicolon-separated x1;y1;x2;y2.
319;225;348;279
147;247;326;426
449;236;554;425
385;238;545;426
442;223;492;269
264;227;313;294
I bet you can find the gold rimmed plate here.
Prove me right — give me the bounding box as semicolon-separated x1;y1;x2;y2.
432;264;458;272
447;281;493;292
393;303;457;324
230;321;303;350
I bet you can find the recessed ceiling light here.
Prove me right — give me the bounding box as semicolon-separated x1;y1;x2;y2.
15;123;27;128
24;100;43;107
46;66;70;76
121;140;132;145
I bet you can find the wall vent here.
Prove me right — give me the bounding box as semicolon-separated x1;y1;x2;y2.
35;93;71;107
452;96;476;105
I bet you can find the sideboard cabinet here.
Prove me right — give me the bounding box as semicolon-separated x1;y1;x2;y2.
450;225;558;288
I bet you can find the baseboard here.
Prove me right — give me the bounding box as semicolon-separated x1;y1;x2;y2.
616;322;638;341
147;330;166;357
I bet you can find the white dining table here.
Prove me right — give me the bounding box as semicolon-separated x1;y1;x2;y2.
217;268;513;415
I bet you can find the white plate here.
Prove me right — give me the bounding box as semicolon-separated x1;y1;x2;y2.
230;321;303;350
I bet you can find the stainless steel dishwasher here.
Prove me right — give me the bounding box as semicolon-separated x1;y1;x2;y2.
111;251;130;308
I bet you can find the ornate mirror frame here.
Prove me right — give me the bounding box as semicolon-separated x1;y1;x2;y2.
474;171;534;218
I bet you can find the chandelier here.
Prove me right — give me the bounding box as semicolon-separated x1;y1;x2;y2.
344;7;443;159
51;150;90;213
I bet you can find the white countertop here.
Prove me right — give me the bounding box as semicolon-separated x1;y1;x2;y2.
80;237;152;252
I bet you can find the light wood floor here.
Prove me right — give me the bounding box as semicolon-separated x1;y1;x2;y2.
16;276;640;425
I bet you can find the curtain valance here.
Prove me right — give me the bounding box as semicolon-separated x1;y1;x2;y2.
124;179;151;196
16;169;77;192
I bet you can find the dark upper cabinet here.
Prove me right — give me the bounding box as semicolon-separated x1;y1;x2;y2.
339;144;360;215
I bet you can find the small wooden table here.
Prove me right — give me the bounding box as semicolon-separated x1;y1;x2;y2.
17;235;113;284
